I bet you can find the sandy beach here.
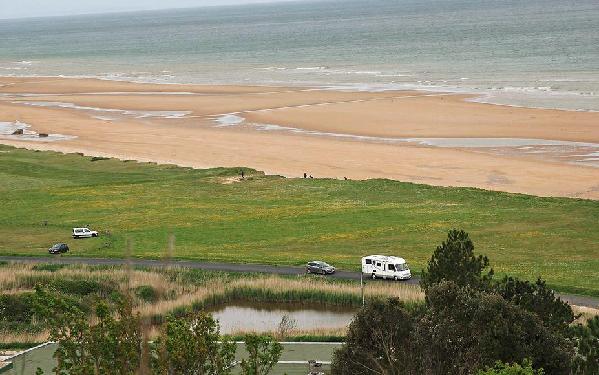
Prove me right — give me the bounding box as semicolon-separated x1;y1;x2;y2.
1;76;598;199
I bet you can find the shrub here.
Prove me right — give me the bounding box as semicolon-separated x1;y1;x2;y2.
331;298;417;375
135;285;158;303
0;293;36;323
477;360;544;375
416;282;572;375
494;276;574;331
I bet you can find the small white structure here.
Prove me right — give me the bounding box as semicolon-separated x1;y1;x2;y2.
361;255;411;280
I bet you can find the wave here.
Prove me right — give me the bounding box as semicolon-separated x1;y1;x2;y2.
3;69;598;112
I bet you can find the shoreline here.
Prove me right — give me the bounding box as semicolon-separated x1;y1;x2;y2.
2;74;598;113
1;76;599;200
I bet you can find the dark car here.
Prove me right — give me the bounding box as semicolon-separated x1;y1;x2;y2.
306;261;336;275
48;243;69;254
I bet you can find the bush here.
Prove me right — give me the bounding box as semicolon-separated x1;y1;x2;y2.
494;276;574;331
90;156;110;162
477;360;544;375
135;285;158;303
331;298;418;375
416;282;571;375
331;284;573;375
0;293;36;323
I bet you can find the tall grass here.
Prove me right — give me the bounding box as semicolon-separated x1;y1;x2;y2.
572;305;599;324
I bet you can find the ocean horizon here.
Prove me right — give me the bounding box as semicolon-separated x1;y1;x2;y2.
1;0;598;111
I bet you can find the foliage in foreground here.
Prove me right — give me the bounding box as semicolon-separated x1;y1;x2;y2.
332;229;597;375
239;335;283;375
152;312;236;375
32;288;281;375
571;316;599;375
477;360;544;375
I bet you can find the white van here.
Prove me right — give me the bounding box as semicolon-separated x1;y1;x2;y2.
72;227;99;239
362;255;411;280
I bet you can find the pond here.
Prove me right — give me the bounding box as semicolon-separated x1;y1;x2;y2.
206;301;357;334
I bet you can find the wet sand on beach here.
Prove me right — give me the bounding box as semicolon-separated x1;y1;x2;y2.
1;77;598;199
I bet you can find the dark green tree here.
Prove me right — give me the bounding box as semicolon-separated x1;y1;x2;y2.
152;311;236;375
494;276;574;331
477;360;544;375
420;229;493;292
571;316;599;375
415;282;572;375
331;298;418;375
240;334;283;375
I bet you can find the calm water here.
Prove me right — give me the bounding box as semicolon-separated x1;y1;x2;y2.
1;0;598;110
207;301;356;334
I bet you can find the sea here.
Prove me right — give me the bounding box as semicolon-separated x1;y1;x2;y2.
1;0;598;111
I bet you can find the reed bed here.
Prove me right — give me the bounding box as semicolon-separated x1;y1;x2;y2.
0;263;424;343
0;331;49;345
136;275;424;321
572;305;599;324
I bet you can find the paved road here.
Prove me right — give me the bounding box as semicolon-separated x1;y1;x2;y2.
1;255;597;309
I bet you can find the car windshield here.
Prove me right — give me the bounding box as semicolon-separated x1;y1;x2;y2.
316;262;330;267
396;263;409;271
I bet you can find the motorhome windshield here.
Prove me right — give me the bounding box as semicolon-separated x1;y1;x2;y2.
396;263;409;271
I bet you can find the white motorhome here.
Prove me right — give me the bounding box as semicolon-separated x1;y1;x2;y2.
362;255;411;280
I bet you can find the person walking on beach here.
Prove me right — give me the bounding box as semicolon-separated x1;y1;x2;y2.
240;169;245;179
304;172;307;178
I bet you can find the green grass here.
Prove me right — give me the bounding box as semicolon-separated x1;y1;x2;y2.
0;145;598;296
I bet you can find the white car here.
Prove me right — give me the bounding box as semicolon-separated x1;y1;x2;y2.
72;227;98;239
362;255;411;281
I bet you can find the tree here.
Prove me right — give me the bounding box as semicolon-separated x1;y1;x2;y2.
477;360;544;375
494;276;574;332
571;316;599;375
240;334;283;375
331;298;419;375
153;311;236;375
420;229;493;292
33;287;142;375
415;282;572;375
88;301;142;375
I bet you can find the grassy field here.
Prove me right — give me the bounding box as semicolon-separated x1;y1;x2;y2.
0;145;598;296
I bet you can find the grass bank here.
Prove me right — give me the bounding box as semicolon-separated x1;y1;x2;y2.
0;145;598;295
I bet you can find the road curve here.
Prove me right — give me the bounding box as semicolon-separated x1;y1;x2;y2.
1;255;597;309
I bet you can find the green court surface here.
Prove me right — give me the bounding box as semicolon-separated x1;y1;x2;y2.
1;342;341;375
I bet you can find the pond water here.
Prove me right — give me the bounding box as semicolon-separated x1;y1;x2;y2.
206;301;357;334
